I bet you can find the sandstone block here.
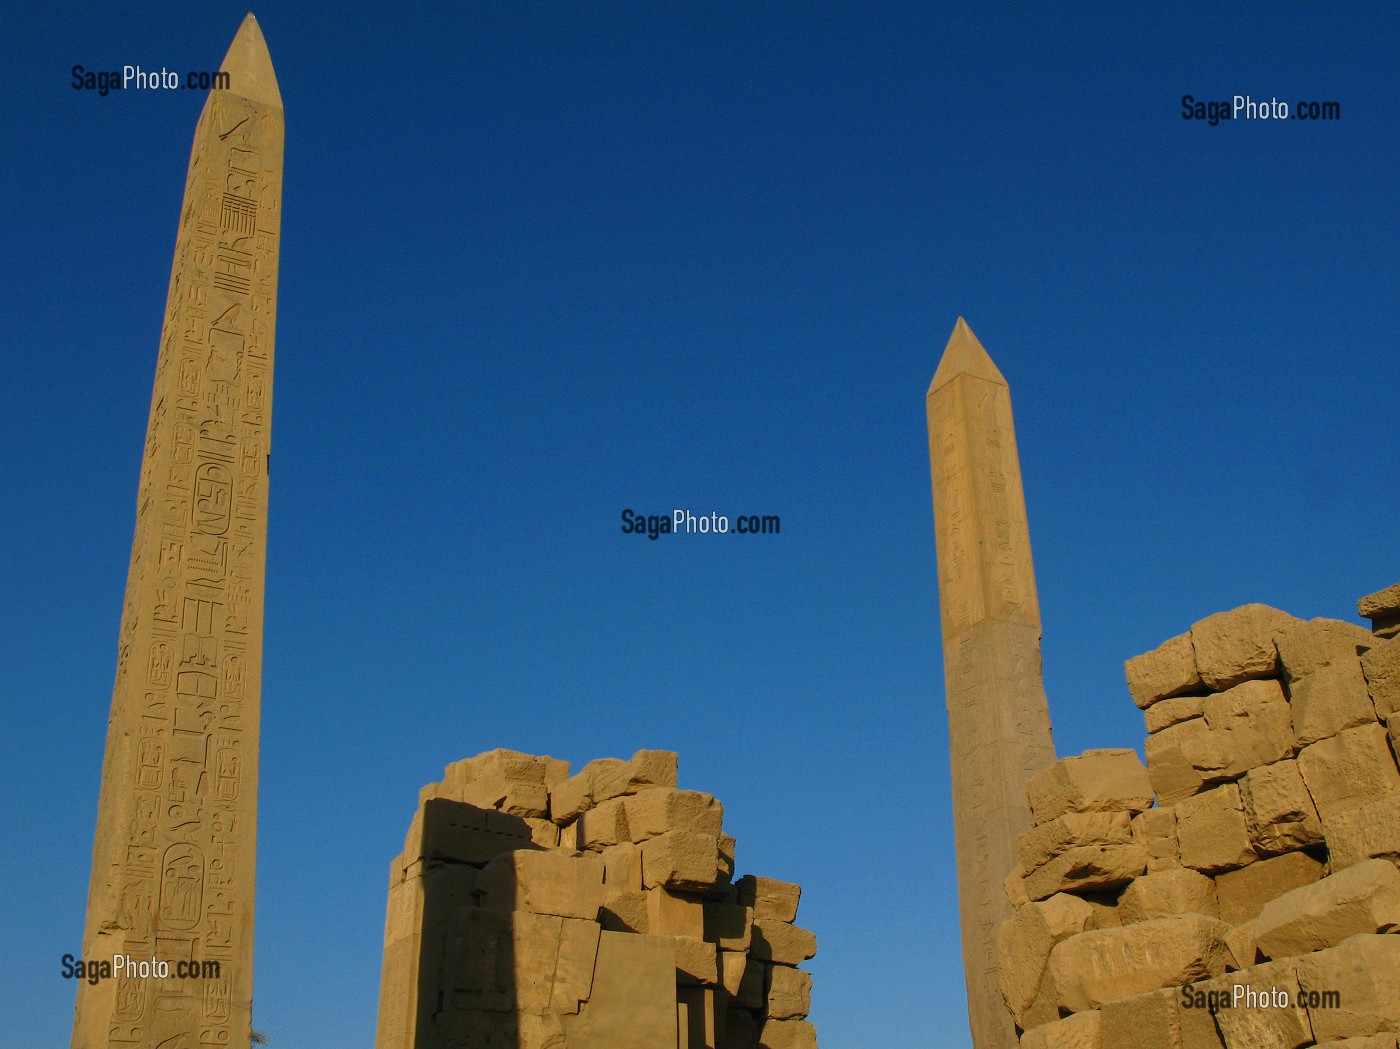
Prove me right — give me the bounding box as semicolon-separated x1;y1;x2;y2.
1296;935;1400;1042
475;849;606;921
1199;958;1313;1049
750;918;817;965
719;832;737;884
1048;915;1231;1013
599;889;647;933
1099;988;1182;1049
1359;582;1400;638
1176;783;1257;875
1119;868;1218;924
511;911;602;1015
439;748;556;817
757;1018;818;1049
1214;851;1325;927
525;816;561;849
1239;759;1324;855
674;935;719;986
1361;637;1400;716
639;831;722;891
1018;811;1135;873
735;875;802;922
1146;694;1208;734
1127;632;1203;709
1224;918;1260;970
623;788;724;842
1024;844;1148;901
1132;807;1181;871
1254;859;1400;958
550;758;624;823
1006;865;1031;907
601;841;643;892
1312;1037;1398;1049
1296;723;1400;821
1027;749;1155;825
998;895;1093;1023
704;900;753;951
1146;718;1231;805
767;966;812;1020
561;931;677;1048
1276;618;1379;683
549;750;679;824
1325;793;1400;869
1020;1010;1102;1049
1192;604;1302;690
719;950;748;998
646;886;705;939
1081;891;1125;930
577;796;631;851
1290;660;1378;749
409;797;534;865
1022;967;1066;1031
1202;679;1295;777
736;956;767;1009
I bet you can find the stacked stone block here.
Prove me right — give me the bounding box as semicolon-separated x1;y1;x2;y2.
375;748;818;1049
997;585;1400;1049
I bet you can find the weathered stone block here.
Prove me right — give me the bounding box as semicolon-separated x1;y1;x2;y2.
1202;679;1295;777
767;966;812;1021
1276;618;1379;683
1254;859;1400;958
1176;783;1257;875
1361;637;1400;717
1325;793;1400;870
675;935;719;985
757;1018;818;1049
599;889;647;933
1023;844;1148;901
1018;811;1135;873
577;796;631;850
409;797;535;865
1119;868;1218;924
1099;988;1182;1049
1146;718;1231;805
1020;1010;1102;1049
475;848;606;921
997;895;1093;1023
1006;865;1031;907
561;931;677;1048
511;911;602;1015
735;875;802;922
704;900;753;951
750;918;817;965
601;841;642;892
1360;583;1400;639
645;886;705;939
1192;604;1302;690
1132;807;1181;871
1296;723;1400;821
1239;759;1324;855
1027;749;1155;825
1200;958;1313;1049
1214;850;1325;927
1127;632;1203;709
623;788;724;842
1048;915;1231;1013
1296;935;1400;1041
1290;660;1378;749
639;831;722;892
723;1006;761;1049
1146;694;1208;734
719;950;747;998
736;956;766;1009
549;750;678;825
1224;918;1260;970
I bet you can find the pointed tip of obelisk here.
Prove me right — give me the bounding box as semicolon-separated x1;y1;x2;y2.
220;12;282;109
927;316;1007;396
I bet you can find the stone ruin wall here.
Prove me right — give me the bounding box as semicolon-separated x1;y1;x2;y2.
374;748;820;1049
997;583;1400;1049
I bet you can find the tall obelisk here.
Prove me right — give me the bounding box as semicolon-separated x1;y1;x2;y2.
74;15;282;1048
927;319;1056;1049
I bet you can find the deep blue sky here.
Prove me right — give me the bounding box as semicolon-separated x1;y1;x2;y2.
3;3;1397;1046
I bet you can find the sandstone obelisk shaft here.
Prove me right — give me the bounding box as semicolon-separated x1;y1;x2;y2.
74;15;282;1047
927;319;1056;1049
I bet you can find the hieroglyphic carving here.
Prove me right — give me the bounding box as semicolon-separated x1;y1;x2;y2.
927;319;1056;1049
74;16;281;1049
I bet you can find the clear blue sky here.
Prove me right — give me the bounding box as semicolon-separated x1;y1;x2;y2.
3;3;1397;1046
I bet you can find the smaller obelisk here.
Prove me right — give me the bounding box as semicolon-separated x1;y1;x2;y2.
927;319;1056;1049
